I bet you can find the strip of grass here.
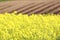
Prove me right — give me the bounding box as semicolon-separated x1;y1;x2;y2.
0;0;7;1
0;13;60;40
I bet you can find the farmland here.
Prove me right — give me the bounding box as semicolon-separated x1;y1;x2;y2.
0;0;60;14
0;13;60;40
0;0;60;40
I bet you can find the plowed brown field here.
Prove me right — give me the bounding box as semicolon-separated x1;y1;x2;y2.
0;0;60;14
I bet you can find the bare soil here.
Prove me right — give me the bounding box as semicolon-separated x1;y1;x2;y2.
0;0;60;15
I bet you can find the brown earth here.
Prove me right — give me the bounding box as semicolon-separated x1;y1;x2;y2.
0;0;60;15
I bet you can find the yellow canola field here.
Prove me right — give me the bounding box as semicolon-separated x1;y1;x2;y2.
0;13;60;40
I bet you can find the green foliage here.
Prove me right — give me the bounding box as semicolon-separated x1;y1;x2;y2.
0;13;60;40
0;0;11;2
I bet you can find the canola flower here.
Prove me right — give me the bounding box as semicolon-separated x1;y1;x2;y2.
0;12;60;40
